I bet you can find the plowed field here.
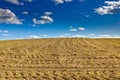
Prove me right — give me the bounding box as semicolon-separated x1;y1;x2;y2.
0;38;120;80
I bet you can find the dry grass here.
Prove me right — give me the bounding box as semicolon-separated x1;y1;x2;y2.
0;38;120;80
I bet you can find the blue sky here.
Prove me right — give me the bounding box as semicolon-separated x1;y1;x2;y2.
0;0;120;40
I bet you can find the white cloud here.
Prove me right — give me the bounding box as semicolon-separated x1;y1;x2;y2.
78;27;85;31
30;35;40;38
60;33;86;38
43;34;47;37
2;34;9;37
33;12;54;25
0;30;9;33
60;33;120;38
3;30;9;33
97;35;120;38
32;18;37;24
71;34;86;38
95;0;120;15
22;11;28;15
60;33;70;38
69;26;85;31
5;0;24;5
70;28;77;31
88;33;95;36
25;0;33;2
98;35;111;38
53;0;72;4
87;34;120;38
44;12;52;15
0;8;22;24
113;35;120;38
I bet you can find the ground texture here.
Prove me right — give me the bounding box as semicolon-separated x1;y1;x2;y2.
0;38;120;80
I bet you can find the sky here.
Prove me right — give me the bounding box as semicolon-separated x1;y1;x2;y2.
0;0;120;40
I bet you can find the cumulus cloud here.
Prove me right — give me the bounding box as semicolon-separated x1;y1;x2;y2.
69;26;77;32
0;30;9;33
87;34;120;38
95;0;120;15
2;34;9;37
5;0;35;5
70;28;77;31
60;33;120;38
69;26;85;31
44;12;52;15
43;34;47;37
98;35;120;38
60;33;86;38
25;0;33;2
30;35;40;38
33;12;54;25
53;0;72;4
97;35;112;38
22;11;28;15
71;34;86;38
88;33;95;36
0;8;22;24
5;0;24;5
78;27;85;31
60;33;71;38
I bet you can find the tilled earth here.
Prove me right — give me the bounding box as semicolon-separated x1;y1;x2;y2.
0;38;120;80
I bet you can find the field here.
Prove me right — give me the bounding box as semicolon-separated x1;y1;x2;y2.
0;38;120;80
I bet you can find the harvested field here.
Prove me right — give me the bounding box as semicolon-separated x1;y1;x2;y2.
0;38;120;80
